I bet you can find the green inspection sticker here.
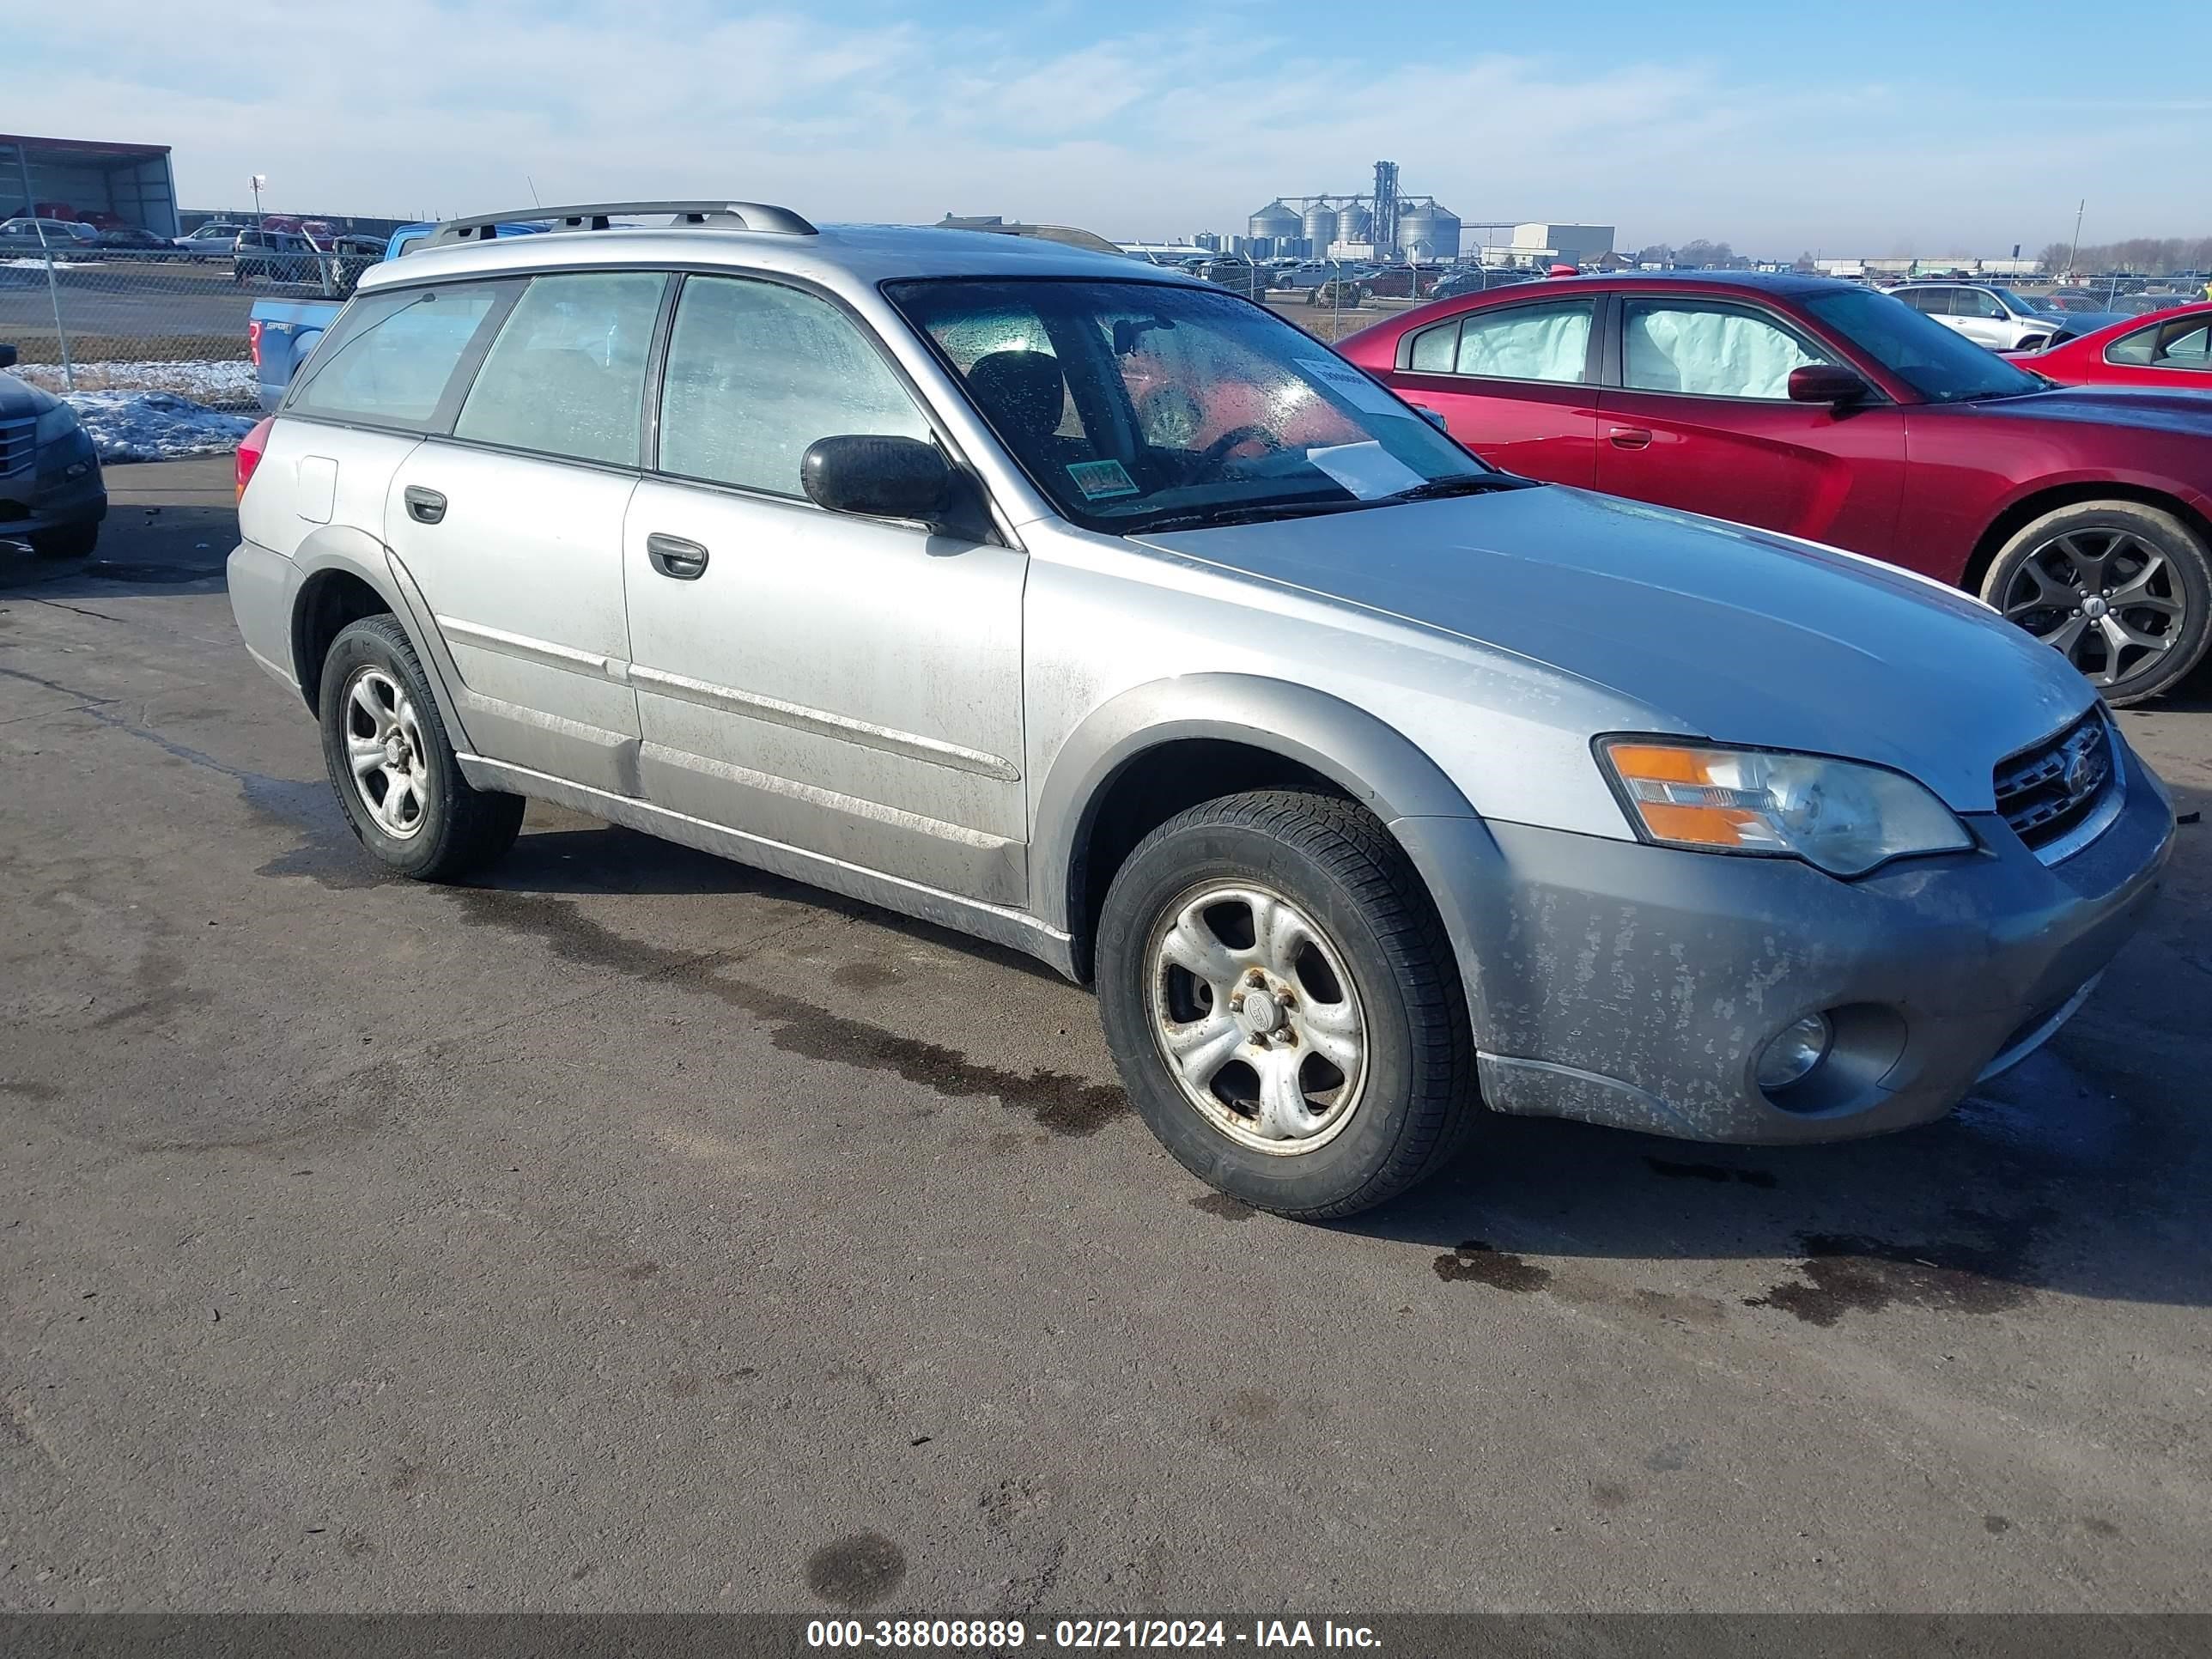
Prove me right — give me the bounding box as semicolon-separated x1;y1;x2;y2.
1066;459;1139;499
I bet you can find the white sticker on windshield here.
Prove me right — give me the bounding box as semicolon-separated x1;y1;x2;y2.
1297;356;1412;419
1304;441;1425;501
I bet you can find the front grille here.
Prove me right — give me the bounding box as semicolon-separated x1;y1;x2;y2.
1994;710;2116;856
0;416;33;477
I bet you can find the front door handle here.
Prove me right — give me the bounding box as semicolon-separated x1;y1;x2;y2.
647;532;709;580
1607;426;1653;450
403;485;447;525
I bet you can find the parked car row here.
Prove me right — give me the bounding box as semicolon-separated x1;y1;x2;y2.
217;205;2174;1223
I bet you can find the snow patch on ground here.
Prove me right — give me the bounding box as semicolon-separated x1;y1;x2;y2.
2;258;94;270
64;391;257;463
7;358;256;404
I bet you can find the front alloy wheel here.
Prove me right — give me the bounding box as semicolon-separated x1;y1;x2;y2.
1146;881;1369;1154
1095;789;1477;1219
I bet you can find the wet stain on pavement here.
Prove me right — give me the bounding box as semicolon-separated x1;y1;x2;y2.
1984;1515;2011;1534
258;837;392;890
830;961;904;991
448;887;1128;1135
805;1532;907;1609
1745;1210;2051;1326
1645;1156;1778;1188
1190;1192;1255;1221
1644;1444;1689;1473
1434;1240;1553;1291
0;1080;60;1103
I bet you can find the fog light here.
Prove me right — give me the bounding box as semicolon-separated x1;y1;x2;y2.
64;461;88;479
1756;1012;1832;1091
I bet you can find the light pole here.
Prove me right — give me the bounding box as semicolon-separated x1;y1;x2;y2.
251;174;266;228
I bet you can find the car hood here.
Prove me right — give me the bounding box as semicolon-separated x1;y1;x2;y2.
1135;485;2094;813
1967;383;2212;436
0;372;58;420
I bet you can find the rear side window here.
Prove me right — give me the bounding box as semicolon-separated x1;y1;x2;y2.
2107;318;2212;369
656;275;931;496
1453;301;1595;382
287;283;505;428
453;271;667;466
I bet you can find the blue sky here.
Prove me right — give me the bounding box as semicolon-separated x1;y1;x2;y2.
10;0;2209;254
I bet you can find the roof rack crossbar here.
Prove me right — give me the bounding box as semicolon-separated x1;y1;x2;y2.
426;199;817;248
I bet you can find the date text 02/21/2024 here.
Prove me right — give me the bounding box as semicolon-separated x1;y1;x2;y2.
805;1618;1382;1649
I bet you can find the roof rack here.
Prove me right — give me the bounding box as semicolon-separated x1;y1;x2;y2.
423;200;817;250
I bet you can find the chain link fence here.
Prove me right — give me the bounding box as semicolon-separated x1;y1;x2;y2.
2;237;374;414
2;233;387;459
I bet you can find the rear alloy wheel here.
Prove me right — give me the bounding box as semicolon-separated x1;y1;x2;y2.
317;615;524;880
1982;500;2212;706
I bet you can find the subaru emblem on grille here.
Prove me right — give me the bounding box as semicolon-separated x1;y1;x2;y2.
2061;730;2102;801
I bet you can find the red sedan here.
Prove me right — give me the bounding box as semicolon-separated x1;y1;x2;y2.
1337;272;2212;704
2009;301;2212;389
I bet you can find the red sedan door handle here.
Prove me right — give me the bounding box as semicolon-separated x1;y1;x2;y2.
1607;426;1653;450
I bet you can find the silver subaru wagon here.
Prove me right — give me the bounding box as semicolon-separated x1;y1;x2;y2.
228;201;2174;1218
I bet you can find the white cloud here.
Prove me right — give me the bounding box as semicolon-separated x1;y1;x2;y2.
8;2;2205;252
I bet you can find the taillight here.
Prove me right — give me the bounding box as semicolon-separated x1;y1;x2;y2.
246;318;262;368
236;416;274;501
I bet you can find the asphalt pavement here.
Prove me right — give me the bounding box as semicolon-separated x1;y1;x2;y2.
2;458;2209;1614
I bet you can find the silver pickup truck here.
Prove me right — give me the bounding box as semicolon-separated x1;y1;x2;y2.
227;201;2172;1219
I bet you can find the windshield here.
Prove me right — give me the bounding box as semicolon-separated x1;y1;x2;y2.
1804;286;2047;403
885;276;1497;533
1991;289;2051;317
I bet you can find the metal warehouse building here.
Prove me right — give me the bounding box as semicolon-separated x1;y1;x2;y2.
2;132;179;235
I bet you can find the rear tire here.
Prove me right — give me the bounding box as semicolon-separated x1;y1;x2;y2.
317;616;524;880
1980;499;2212;706
1096;790;1478;1219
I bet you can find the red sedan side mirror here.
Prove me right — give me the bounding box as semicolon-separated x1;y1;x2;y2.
1788;364;1872;405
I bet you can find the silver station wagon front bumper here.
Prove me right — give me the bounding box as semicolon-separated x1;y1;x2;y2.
1395;741;2174;1145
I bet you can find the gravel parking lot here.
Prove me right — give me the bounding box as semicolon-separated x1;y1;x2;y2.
2;459;2209;1614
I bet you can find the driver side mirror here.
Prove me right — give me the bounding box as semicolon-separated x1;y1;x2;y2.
1787;365;1871;406
1412;405;1449;431
802;435;952;523
0;343;16;369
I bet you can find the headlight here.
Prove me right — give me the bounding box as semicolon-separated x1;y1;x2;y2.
33;402;80;445
1596;738;1972;878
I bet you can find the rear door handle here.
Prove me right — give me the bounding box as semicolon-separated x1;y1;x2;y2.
1607;426;1653;450
403;485;447;525
647;532;709;580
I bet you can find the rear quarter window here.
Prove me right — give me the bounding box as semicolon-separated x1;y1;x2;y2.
286;283;507;429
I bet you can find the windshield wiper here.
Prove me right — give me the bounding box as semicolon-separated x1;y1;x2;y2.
1122;498;1373;535
1385;475;1534;502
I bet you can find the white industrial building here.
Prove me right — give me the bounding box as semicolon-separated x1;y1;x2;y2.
1509;223;1616;266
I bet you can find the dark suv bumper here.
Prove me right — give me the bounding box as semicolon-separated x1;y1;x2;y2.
0;428;106;539
1400;740;2174;1144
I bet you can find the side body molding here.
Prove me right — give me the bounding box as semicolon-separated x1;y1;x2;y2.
1031;674;1509;1029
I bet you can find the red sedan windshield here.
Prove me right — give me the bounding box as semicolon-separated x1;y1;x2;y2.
1804;288;2047;403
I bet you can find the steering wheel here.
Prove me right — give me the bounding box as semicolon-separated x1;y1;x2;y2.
1195;424;1283;469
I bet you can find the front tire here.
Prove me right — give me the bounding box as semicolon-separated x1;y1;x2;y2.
1980;500;2212;705
28;522;97;560
1096;790;1477;1219
317;616;523;880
